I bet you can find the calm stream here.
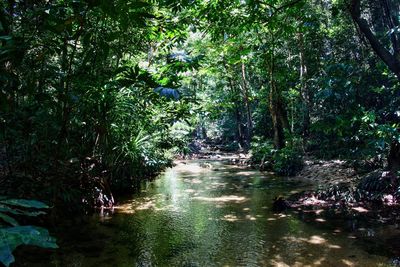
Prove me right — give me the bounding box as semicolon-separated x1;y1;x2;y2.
33;159;394;266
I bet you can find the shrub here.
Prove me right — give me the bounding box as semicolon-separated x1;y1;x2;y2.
225;141;241;152
250;137;304;175
249;137;275;165
273;146;304;176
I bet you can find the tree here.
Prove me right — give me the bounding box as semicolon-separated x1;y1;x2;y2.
349;0;400;171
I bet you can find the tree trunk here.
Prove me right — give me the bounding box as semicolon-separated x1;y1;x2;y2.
298;32;311;136
269;87;285;149
229;80;245;148
268;57;285;149
234;105;245;148
224;60;246;148
381;0;400;61
350;0;400;172
388;142;400;172
241;62;253;147
267;41;290;149
350;0;400;79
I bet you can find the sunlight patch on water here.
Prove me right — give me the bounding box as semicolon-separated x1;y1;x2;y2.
136;200;156;210
283;235;327;245
307;235;327;244
341;259;355;266
236;171;257;176
351;206;369;213
222;214;239;222
174;162;212;173
114;203;136;214
184;189;196;193
192;195;248;203
91;160;391;267
245;214;257;221
183;178;203;184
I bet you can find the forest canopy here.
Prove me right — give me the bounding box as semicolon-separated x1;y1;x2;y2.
1;0;400;202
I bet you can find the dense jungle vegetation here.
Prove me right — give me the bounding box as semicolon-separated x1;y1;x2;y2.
0;0;400;265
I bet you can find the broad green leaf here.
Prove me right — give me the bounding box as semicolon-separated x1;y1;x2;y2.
0;226;58;267
0;36;12;41
0;206;46;217
0;199;49;209
0;213;18;227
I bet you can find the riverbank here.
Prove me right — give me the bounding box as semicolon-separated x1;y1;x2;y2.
285;157;400;259
293;157;359;186
287;156;398;214
289;157;398;210
185;146;400;225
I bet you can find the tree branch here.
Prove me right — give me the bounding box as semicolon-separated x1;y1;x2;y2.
349;0;400;80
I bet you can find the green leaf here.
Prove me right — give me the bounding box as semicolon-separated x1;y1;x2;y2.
0;36;12;41
0;213;18;227
0;199;49;209
0;206;46;217
0;226;58;267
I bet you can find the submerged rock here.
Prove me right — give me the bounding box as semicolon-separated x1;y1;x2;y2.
272;196;291;213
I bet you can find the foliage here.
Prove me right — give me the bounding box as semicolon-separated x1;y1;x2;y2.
0;198;57;267
0;0;197;213
272;146;304;177
311;171;400;207
250;136;303;176
0;0;399;250
355;171;399;202
2;0;400;264
250;137;275;166
174;0;399;163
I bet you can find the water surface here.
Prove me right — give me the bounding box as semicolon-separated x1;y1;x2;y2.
45;160;392;266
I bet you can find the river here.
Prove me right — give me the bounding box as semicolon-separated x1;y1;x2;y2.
20;159;393;266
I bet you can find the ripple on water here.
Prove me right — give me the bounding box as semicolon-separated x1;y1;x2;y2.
42;160;393;267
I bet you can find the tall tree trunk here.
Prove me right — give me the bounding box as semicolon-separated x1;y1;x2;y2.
269;78;285;149
298;32;311;137
241;62;253;147
381;0;400;60
268;50;288;149
229;79;245;148
350;0;400;79
350;0;400;171
224;60;245;147
57;37;69;147
388;142;400;171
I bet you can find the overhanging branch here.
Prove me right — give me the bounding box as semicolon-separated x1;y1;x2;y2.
349;0;400;80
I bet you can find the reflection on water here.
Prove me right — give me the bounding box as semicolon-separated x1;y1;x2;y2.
30;160;393;266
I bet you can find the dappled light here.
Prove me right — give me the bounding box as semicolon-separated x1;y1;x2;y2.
183;178;203;184
174;163;212;174
222;214;239;222
115;203;136;214
135;200;157;211
58;159;387;265
351;207;369;213
235;171;256;176
1;0;399;265
192;195;248;203
266;233;386;267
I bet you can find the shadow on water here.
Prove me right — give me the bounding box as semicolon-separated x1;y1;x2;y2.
15;159;397;266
